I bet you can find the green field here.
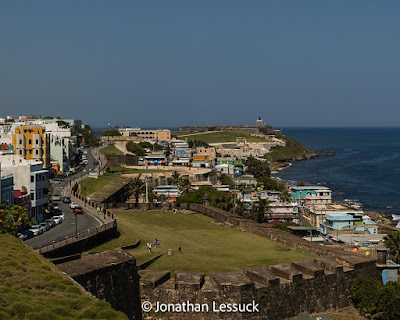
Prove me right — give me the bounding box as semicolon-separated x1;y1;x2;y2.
99;145;124;155
175;131;269;143
79;173;118;197
0;234;127;320
108;166;173;174
91;210;313;273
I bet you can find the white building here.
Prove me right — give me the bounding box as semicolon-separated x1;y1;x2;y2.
0;153;49;223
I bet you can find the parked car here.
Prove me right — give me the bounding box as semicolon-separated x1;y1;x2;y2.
22;230;34;239
29;225;44;236
57;212;65;221
54;180;61;184
45;219;56;228
70;202;80;209
17;233;27;241
52;216;62;225
63;196;71;203
93;161;99;165
74;206;84;214
39;222;50;232
52;195;61;201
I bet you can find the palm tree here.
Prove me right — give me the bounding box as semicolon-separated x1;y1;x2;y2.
384;232;400;263
171;171;181;185
246;197;270;223
126;175;146;207
280;189;292;203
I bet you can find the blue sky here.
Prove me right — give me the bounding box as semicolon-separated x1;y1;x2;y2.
1;1;399;128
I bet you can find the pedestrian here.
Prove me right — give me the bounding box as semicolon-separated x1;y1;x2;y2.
178;246;181;253
149;243;152;253
154;238;158;247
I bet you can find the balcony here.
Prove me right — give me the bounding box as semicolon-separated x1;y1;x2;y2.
31;196;49;207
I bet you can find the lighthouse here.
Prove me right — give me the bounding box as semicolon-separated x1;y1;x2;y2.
256;116;263;126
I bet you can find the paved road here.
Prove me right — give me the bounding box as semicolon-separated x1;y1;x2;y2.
26;147;102;250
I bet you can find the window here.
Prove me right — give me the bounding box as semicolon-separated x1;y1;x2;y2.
31;176;34;183
36;140;39;144
29;139;32;144
36;150;38;155
30;193;34;200
19;150;22;155
19;140;22;144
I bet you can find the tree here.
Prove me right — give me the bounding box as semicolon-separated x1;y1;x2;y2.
244;156;271;178
0;205;33;235
280;189;292;202
126;176;146;207
245;197;270;223
384;232;400;264
126;142;146;156
103;129;121;136
219;173;235;188
188;139;209;148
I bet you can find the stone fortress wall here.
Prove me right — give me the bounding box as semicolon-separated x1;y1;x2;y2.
55;204;381;320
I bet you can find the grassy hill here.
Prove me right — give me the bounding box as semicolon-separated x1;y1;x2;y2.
90;210;313;274
265;136;316;167
174;131;269;143
0;234;127;320
99;145;123;155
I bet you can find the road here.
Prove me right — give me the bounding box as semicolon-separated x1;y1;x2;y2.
26;147;102;250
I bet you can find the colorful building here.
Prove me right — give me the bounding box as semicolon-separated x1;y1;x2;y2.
12;126;50;168
291;186;332;205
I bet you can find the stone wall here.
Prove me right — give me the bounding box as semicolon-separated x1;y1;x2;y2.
136;203;380;319
58;250;142;320
40;221;118;258
139;255;378;320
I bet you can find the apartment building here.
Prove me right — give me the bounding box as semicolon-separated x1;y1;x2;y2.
0;154;49;223
12;126;50;168
119;128;171;142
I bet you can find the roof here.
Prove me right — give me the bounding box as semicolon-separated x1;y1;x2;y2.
291;186;331;191
287;226;318;231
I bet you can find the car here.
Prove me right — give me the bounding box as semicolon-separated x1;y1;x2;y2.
74;206;83;214
54;180;61;184
93;161;99;165
45;219;56;228
57;212;65;221
70;202;80;209
17;233;27;241
29;225;44;236
39;222;50;232
63;196;71;203
52;195;61;201
52;216;62;225
22;230;34;239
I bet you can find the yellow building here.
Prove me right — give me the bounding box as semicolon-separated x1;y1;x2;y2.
12;126;50;168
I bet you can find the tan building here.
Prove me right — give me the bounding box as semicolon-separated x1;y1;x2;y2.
119;128;171;142
12;126;50;168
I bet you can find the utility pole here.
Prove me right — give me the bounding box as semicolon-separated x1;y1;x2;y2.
145;176;149;204
75;211;78;238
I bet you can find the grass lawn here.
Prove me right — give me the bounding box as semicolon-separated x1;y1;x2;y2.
91;210;313;274
174;131;269;143
99;145;124;155
0;234;127;320
108;166;173;174
79;173;118;197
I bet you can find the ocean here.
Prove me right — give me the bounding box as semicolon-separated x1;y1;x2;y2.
274;128;400;217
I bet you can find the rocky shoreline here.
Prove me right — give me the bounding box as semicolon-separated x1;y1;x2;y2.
272;147;397;235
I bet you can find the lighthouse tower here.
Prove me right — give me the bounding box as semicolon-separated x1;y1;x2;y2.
256;116;263;127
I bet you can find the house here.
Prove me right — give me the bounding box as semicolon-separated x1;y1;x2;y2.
291;186;332;205
320;212;378;235
234;175;257;187
153;185;181;202
303;203;364;230
144;155;167;166
257;190;281;202
172;149;191;166
192;147;216;168
119;128;171;142
266;202;300;224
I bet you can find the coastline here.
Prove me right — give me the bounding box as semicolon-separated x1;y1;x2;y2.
272;149;397;235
